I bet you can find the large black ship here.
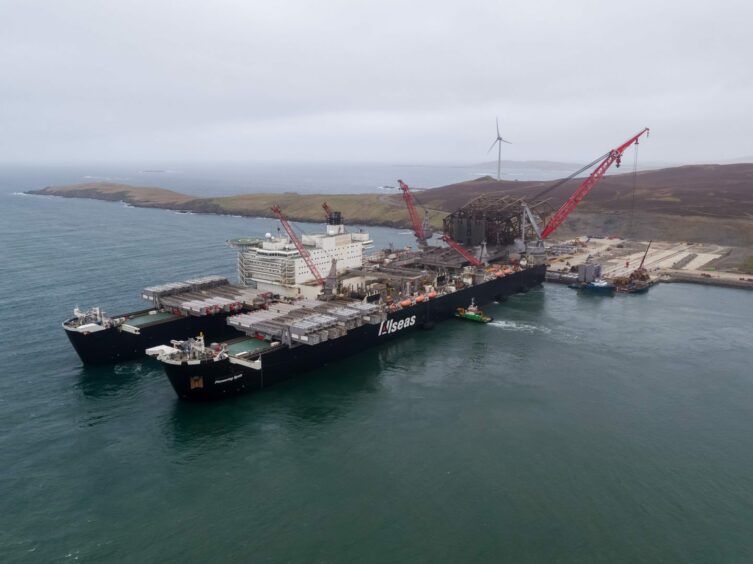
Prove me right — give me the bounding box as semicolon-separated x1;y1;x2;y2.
64;196;548;400
150;263;546;401
63;276;269;364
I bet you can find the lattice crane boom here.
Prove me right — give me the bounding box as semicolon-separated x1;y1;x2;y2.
638;239;653;269
441;234;482;267
397;179;427;243
322;201;333;220
270;205;325;286
540;128;650;240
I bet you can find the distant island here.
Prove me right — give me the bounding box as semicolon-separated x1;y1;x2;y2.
28;163;753;256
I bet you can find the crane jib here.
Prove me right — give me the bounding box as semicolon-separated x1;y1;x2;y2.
271;205;325;286
539;128;649;240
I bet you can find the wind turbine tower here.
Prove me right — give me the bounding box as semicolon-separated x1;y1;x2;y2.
487;118;512;181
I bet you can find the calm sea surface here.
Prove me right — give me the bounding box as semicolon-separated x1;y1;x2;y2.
1;165;752;562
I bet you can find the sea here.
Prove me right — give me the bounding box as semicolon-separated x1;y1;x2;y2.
1;163;752;563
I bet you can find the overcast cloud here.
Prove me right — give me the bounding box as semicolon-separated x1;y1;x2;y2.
1;0;751;164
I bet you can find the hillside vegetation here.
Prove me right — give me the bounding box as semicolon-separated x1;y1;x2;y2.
29;163;753;248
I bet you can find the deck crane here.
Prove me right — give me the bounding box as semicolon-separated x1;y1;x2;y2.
322;201;333;220
441;234;483;267
539;128;650;240
270;205;325;286
397;180;431;245
638;240;653;270
397;179;482;266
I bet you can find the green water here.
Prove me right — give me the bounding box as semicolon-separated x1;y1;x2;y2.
2;176;753;562
5;284;753;563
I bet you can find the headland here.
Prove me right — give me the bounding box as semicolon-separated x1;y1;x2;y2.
27;163;753;279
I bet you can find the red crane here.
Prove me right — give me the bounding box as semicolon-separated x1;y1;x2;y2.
397;180;427;244
540;128;650;240
270;205;325;286
441;234;482;267
398;179;481;265
322;201;333;220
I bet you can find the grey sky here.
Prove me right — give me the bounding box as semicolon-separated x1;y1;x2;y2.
1;0;751;164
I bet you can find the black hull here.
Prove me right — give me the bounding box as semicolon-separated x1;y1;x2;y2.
64;312;237;364
163;265;546;401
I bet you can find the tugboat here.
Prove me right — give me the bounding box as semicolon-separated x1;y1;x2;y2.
567;258;615;295
569;279;616;296
454;298;493;323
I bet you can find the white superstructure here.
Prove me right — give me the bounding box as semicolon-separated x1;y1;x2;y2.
229;217;372;298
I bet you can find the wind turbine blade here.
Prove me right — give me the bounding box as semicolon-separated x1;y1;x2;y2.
496;117;500;138
487;138;499;153
501;138;512;144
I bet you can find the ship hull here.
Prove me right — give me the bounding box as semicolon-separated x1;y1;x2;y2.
162;265;546;401
63;312;237;364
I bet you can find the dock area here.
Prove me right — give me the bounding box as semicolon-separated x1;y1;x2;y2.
546;238;753;290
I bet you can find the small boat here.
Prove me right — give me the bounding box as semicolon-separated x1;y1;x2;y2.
454;298;493;323
569;279;616;296
611;240;655;294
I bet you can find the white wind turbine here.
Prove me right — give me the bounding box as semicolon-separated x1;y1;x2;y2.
487;118;512;180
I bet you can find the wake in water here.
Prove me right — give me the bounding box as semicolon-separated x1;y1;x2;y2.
489;320;551;334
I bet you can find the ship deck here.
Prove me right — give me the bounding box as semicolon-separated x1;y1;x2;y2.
142;276;268;317
225;337;271;356
126;311;180;327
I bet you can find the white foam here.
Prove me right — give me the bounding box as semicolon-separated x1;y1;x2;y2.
489;320;550;334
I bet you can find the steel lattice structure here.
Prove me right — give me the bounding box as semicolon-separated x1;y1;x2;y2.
442;194;551;248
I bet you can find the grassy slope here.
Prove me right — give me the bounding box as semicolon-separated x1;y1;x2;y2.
742;257;753;274
29;163;753;249
29;184;447;230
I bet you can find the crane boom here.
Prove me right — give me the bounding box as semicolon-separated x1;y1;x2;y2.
441;234;482;267
638;240;653;269
322;201;333;220
540;128;650;240
397;179;479;264
270;205;325;286
397;179;427;243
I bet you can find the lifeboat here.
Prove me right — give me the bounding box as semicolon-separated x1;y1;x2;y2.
400;299;412;308
428;291;437;298
415;295;425;303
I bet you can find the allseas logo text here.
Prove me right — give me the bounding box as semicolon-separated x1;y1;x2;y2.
378;315;417;336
